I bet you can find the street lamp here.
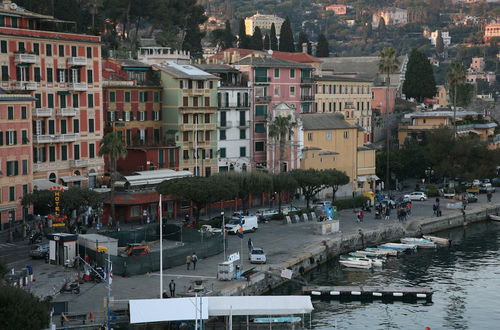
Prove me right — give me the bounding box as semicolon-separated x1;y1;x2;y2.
425;167;434;184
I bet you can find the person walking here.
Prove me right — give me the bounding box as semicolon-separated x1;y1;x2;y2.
169;280;176;297
186;254;192;270
360;210;365;222
487;191;492;202
247;238;253;253
385;207;390;220
191;252;198;270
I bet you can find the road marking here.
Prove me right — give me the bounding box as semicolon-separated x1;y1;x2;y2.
149;273;217;279
0;243;17;248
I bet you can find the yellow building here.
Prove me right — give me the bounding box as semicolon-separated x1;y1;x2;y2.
314;76;373;143
435;85;448;107
244;14;285;35
300;113;377;194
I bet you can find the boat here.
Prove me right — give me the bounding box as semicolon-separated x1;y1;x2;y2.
349;250;387;259
422;235;451;246
378;243;418;252
343;254;384;267
252;317;302;324
339;257;373;269
400;237;437;249
489;215;500;222
364;247;399;257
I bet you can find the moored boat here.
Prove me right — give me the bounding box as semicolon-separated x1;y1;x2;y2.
365;247;399;257
344;254;385;267
422;235;451;246
400;237;437;249
378;243;418;252
339;257;373;269
349;250;387;259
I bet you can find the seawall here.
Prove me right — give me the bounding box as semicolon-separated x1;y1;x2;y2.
217;204;500;296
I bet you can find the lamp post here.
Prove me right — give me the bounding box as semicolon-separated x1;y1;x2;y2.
425;167;434;184
221;211;226;261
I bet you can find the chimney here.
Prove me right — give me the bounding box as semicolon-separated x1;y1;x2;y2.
302;43;307;54
312;43;317;57
3;0;12;10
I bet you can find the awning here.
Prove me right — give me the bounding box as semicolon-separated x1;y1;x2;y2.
357;176;367;182
370;175;380;181
0;204;17;212
33;179;67;191
129;298;208;324
60;175;89;183
207;296;314;316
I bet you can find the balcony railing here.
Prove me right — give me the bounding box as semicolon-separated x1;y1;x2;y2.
16;81;38;90
72;159;89;167
301;77;314;84
67;57;87;66
237;120;251;127
301;95;315;101
14;53;37;64
255;96;271;103
57;107;79;116
68;82;88;91
33;133;77;143
33;108;52;117
219;102;250;108
217;121;233;128
180;123;215;131
255;76;271;83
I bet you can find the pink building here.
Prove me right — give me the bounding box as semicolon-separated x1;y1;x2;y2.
372;87;397;115
325;4;347;15
237;56;315;172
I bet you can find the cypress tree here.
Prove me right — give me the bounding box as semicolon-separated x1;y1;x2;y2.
250;26;264;50
402;49;437;102
297;31;310;53
222;20;235;49
279;17;295;52
238;18;250;49
263;34;270;50
316;34;329;57
435;30;444;55
270;23;278;50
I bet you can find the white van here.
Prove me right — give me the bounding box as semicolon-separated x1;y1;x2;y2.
225;215;258;234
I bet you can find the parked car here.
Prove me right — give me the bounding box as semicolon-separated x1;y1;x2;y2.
225;215;258;234
407;192;428;201
442;189;456;199
313;201;332;207
464;193;478;203
480;183;496;194
199;225;222;234
121;243;151;257
473;179;481;186
256;209;278;220
30;243;49;259
466;185;480;194
282;206;299;215
249;248;267;264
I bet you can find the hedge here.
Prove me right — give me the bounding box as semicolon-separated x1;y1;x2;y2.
332;196;369;210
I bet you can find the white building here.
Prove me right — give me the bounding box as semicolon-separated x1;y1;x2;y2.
430;30;451;46
372;8;408;28
244;13;285;35
195;65;252;172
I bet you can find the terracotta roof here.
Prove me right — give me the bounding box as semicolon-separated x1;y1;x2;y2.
270;51;321;63
236;56;313;69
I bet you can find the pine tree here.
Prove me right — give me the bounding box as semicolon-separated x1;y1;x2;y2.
263;34;270;50
316;34;329;57
250;26;264;50
402;49;437;102
238;18;250;49
270;23;278;50
378;17;386;35
297;31;310;53
435;30;444;55
279;17;295;52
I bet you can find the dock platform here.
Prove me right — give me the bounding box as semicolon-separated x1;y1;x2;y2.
302;286;433;301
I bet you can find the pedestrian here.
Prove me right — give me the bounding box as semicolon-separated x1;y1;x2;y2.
360;210;365;222
169;280;176;297
186;254;192;270
436;203;442;217
191;252;198;270
487;192;492;202
433;203;437;216
247;238;253;253
407;202;412;215
356;211;361;223
385;207;390;220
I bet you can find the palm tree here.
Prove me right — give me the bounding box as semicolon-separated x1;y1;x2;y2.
446;62;467;136
99;132;127;224
378;47;400;192
268;114;297;173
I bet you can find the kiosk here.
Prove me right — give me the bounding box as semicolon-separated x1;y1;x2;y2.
47;233;78;266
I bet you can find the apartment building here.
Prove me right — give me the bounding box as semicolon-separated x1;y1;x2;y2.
237;56;315;172
195;64;251;172
314;76;373;143
102;58;179;174
154;62;219;177
484;22;500;43
0;90;33;228
0;1;104;189
325;4;347;15
372;7;408;28
244;13;285;35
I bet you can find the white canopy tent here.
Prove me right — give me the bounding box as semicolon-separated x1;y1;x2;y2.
129;297;208;324
207;296;314;316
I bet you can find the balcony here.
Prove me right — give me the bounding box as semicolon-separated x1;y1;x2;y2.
15;81;38;90
217;121;233;128
180;123;216;131
68;82;88;91
67;57;87;66
33;108;52;117
237;120;251;128
301;95;315;101
72;159;89;167
57;107;78;116
14;53;37;64
33;133;77;143
255;77;271;84
219;102;250;108
301;77;314;84
255;96;272;103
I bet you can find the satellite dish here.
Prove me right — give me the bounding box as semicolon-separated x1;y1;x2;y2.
268;50;273;55
10;3;18;10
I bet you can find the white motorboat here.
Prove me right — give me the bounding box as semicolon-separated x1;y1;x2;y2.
350;250;387;258
346;253;385;267
400;237;437;249
364;247;399;257
489;215;500;222
339;257;373;269
423;235;451;246
378;243;418;252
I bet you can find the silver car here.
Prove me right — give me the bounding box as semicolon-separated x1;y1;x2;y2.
249;248;267;264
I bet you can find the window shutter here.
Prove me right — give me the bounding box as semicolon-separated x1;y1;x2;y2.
14;161;19;175
13;131;17;144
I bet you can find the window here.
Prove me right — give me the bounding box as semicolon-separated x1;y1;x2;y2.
219;148;226;158
290;69;295;78
71;46;77;57
34;67;41;82
0;40;6;53
240;129;246;139
87;69;93;84
139;91;148;102
307;132;313;141
33;43;39;55
23;184;28;196
109;91;116;102
130;206;140;217
47;68;53;83
89;143;95;158
274;86;280;96
74;144;80;160
88;119;95;133
274;68;280;78
153;111;160;121
290;86;295;96
18;41;24;52
139;111;146;121
49;146;56;162
7;106;13;120
11;17;18;28
343;131;349;139
240;147;246;157
1;65;8;81
255;123;265;133
6;131;17;145
205;113;210;123
61;145;68;161
61;120;67;134
87;94;94;108
255;141;264;152
255;105;267;117
73;119;80;133
22;160;28;175
6;161;18;176
183;114;189;123
22;130;28;144
46;44;52;56
183;150;189;160
183;96;188;106
48;120;55;134
125;92;130;102
9;186;15;202
154;92;159;102
220;130;226;140
73;94;79;108
86;47;92;59
57;69;65;83
58;45;64;57
326;132;332;141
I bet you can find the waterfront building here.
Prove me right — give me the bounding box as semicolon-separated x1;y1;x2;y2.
153;62;219;176
0;90;33;228
244;14;285;35
0;0;104;188
314;75;373;143
300;113;377;196
195;64;251;172
237;56;314;172
102;58;179;174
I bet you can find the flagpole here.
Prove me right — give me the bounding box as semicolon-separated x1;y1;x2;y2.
159;194;163;298
107;249;111;329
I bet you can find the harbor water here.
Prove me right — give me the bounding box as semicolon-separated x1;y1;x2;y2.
272;221;500;329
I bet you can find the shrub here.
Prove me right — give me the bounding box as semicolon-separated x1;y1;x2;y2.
196;216;223;229
333;196;369;210
425;184;439;197
271;213;285;220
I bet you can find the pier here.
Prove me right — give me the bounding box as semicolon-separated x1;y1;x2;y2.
302;286;433;301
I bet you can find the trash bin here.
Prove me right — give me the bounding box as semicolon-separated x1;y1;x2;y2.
26;264;33;275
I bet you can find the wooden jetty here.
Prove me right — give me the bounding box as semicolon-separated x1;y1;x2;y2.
302;286;433;301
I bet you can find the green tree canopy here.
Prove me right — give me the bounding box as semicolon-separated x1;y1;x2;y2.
270;23;279;50
279;17;295;52
446;62;467;134
289;169;325;209
402;49;437;102
250;26;264;50
297;31;311;54
272;172;298;213
210;20;235;50
238;18;250;49
222;172;272;210
322;169;350;202
435;30;444;55
316;34;330;57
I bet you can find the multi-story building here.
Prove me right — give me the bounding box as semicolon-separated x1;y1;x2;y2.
325;4;347;15
237;56;315;172
154;62;219;176
466;57;496;85
136;47;190;66
300;113;377;197
244;14;285;35
0;0;104;188
484;22;500;43
102;58;179;174
195;64;251;172
314;76;373;143
0;89;33;228
372;8;408;28
430;30;451;46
